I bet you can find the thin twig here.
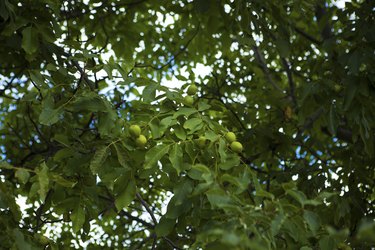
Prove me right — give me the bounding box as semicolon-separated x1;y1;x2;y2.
119;210;155;229
253;46;284;93
135;25;200;70
136;192;182;250
281;58;297;107
136;192;157;224
294;27;322;45
162;236;183;250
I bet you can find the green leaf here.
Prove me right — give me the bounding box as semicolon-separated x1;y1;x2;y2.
198;101;211;111
144;144;170;169
0;161;13;169
319;236;335;250
90;146;108;174
36;162;49;202
115;178;136;211
218;138;227;160
160;116;173;133
271;212;285;236
206;187;232;208
143;83;159;102
303;210;321;235
98;111;117;136
149;119;161;139
22;26;38;54
252;174;274;200
328;103;337;135
155;217;175;237
204;130;219;142
71;205;85;233
173;179;193;205
149;116;173;139
114;143;128;168
169;144;183;174
220;174;246;190
275;38;290;57
13;229;32;250
218;154;240;170
29;71;45;87
50;174;77;188
343;78;358;111
286;189;307;206
39;94;63;125
183;118;203;133
173;125;186;140
68;92;105;112
348;50;360;74
173;107;197;118
356;219;375;242
15;169;30;184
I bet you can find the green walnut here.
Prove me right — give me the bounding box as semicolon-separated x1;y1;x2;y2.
197;136;207;148
34;234;49;245
129;124;141;138
225;132;236;143
187;84;198;95
136;135;147;147
334;84;342;92
230;141;243;153
184;95;194;106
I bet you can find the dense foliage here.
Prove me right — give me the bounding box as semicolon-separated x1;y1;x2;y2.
0;0;374;249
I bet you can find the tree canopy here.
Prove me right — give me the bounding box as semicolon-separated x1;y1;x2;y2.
0;0;374;249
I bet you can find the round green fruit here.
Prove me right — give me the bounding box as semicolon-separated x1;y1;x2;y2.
187;84;198;95
184;96;194;106
225;132;236;142
230;141;243;153
197;136;207;148
34;234;49;245
334;84;342;92
136;135;147;147
129;125;141;138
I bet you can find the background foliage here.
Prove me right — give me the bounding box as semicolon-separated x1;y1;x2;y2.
0;0;374;249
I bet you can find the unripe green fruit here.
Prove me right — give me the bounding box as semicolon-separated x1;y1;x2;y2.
129;125;141;138
230;141;243;153
337;243;352;250
187;84;198;95
184;96;194;106
34;234;49;245
197;136;207;148
334;84;342;92
225;132;236;142
136;135;147;147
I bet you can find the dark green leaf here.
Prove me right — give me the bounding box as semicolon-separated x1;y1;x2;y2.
144;144;170;169
22;26;38;54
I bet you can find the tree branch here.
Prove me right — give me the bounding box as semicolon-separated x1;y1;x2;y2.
136;192;182;250
136;192;158;224
294;27;322;45
135;25;200;70
253;46;284;93
281;58;297;107
119;210;155;229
